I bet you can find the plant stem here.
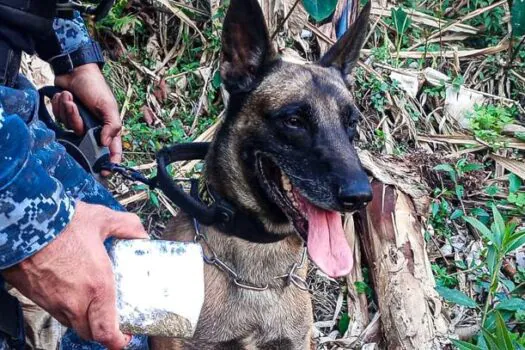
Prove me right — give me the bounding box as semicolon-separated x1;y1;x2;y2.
270;0;301;41
481;257;503;327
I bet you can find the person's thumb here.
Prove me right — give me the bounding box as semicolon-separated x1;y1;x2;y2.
105;211;149;240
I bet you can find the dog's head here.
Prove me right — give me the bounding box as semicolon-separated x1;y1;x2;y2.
206;0;372;277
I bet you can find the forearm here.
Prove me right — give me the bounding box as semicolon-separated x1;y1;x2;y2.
0;105;75;270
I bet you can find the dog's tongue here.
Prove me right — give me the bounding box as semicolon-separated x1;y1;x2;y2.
303;202;353;278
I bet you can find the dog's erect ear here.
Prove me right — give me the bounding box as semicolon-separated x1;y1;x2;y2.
221;0;276;94
318;1;371;76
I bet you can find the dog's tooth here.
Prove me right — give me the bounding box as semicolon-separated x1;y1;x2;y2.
281;174;292;191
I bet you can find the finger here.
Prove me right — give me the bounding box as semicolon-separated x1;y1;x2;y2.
86;281;129;350
100;110;121;147
58;92;73;129
52;94;61;119
64;101;85;136
105;211;148;240
101;135;123;177
109;133;122;164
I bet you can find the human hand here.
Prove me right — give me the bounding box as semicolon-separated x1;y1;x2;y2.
54;63;122;170
2;202;149;349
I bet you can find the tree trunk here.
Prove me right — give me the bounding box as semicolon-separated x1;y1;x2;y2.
355;180;450;349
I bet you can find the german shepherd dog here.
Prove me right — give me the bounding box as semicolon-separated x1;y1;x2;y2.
152;0;372;349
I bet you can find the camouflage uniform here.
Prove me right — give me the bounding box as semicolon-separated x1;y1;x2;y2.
0;12;148;350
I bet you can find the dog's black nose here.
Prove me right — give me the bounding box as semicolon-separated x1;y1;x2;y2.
338;182;373;211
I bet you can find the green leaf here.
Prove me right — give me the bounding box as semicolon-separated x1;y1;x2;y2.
484;185;499;196
434;163;457;182
496;298;525;311
302;0;338;21
338;313;350;335
456;185;465;199
486;246;498;276
464;216;494;243
451;209;464;220
509;173;522;193
461;163;484;173
149;191;160;208
391;7;411;35
504;230;525;254
451;339;483;350
435;286;477;308
511;0;525;37
211;71;222;89
491;204;505;247
494;312;514;350
481;328;500;350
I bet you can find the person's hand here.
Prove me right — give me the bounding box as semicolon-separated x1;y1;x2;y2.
2;202;148;350
54;63;122;171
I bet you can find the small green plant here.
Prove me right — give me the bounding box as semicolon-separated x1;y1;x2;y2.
453;312;521;350
432;264;458;288
468;104;515;146
463;205;525;326
433;159;484;203
391;7;412;67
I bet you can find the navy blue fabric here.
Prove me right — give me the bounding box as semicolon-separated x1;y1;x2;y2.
0;11;149;350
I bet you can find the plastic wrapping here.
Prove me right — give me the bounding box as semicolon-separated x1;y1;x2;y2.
109;239;204;337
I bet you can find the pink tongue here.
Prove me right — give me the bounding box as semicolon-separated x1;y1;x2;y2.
304;202;353;278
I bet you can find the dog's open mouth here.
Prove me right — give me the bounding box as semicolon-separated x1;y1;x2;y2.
257;156;353;278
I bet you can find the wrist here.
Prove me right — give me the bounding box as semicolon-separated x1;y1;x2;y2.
49;40;105;77
55;63;103;90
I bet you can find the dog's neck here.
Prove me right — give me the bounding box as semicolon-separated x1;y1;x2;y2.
203;223;307;289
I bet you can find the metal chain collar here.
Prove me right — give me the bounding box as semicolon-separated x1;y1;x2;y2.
193;218;309;292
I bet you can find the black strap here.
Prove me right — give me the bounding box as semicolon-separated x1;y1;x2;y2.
0;287;25;350
49;40;105;75
155;143;285;244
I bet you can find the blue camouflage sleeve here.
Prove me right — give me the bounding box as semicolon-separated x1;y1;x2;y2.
0;88;75;270
53;11;91;54
35;11;92;62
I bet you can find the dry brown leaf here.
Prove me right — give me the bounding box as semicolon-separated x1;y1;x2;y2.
153;78;170;103
489;154;525;180
141;106;157;126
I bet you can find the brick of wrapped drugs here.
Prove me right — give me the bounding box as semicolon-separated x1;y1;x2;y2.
109;239;204;337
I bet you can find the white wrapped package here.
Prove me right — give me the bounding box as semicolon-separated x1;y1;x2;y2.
109;239;204;337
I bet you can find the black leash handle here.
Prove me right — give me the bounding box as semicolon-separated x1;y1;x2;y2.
38;86;110;179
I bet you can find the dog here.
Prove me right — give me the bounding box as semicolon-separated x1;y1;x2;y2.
151;0;372;348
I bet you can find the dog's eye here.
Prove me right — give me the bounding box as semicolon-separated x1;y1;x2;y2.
284;116;306;130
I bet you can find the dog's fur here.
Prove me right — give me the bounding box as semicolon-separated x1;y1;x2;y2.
151;1;371;349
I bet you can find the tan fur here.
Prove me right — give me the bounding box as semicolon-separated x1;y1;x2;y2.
151;213;313;350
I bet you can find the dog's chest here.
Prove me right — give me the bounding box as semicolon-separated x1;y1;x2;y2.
194;265;312;343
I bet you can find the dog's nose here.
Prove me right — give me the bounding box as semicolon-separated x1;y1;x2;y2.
338;181;373;211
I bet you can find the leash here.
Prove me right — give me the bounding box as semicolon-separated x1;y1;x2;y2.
38;87;284;245
38;87;309;291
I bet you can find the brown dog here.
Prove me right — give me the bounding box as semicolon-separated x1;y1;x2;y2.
151;0;371;348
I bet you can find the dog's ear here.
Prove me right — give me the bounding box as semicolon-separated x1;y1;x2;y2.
221;0;276;94
318;1;371;76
